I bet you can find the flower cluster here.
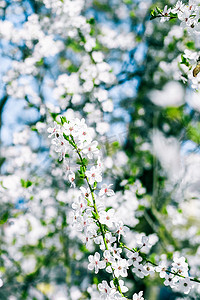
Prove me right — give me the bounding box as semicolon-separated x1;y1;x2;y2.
154;1;200;34
48;116;198;298
156;255;193;294
151;2;200;91
48;117;147;298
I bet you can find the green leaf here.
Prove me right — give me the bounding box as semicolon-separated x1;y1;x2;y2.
93;182;97;189
155;7;162;14
180;54;190;67
187;123;200;144
36;58;44;66
93;277;99;284
82;158;88;166
87;17;95;25
123;0;132;4
0;211;9;225
63;132;69;140
0;157;5;167
185;41;195;50
148;253;156;264
91;211;98;219
165;107;182;120
50;112;59;121
162;207;168;215
21;179;33;188
167;252;173;260
138;205;145;211
31;126;38;132
60;116;67;125
0;181;7;189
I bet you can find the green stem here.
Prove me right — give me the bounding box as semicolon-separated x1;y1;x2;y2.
69;136;125;297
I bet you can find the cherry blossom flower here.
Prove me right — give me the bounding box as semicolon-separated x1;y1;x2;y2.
77;123;92;144
160;6;171;23
99;184;115;197
137;236;151;252
99;209;116;228
163;273;176;288
98;280;114;299
85;166;102;184
111;243;122;259
84;228;98;248
62;159;71;177
103;250;115;265
63;120;79;136
171;256;189;276
155;261;168;278
100;232;116;250
177;277;193;294
82;140;99;159
70;210;83;230
132;291;144;300
144;263;155;276
115;221;129;241
52;136;67;161
171;1;185;17
132;262;148;279
80;186;93;202
69;171;76;188
110;279;128;293
118;280;128;293
127;251;142;266
88;252;106;274
72;195;87;213
97;156;103;169
112;258;129;278
47;121;61;138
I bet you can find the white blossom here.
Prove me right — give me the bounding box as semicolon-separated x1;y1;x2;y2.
88;252;106;274
85;166;102;184
99;209;116;228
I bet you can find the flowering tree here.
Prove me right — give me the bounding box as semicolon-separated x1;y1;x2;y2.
1;0;200;299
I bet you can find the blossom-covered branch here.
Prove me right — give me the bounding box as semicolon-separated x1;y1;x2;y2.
48;116;199;299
